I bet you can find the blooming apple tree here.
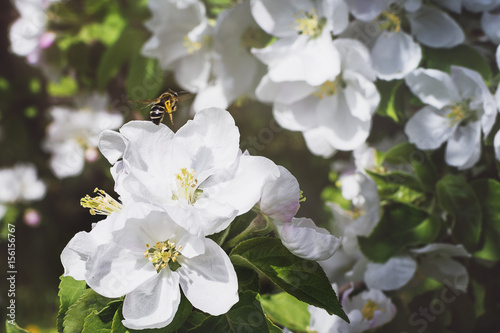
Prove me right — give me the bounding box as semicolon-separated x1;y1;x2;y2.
4;0;500;332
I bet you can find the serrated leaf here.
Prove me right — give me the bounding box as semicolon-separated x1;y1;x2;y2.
230;237;348;322
63;289;115;333
436;175;482;252
235;266;260;293
187;291;270;333
471;179;500;261
358;202;441;262
382;142;420;165
260;293;310;332
425;45;491;82
177;311;207;333
57;276;87;332
110;292;192;333
82;311;113;333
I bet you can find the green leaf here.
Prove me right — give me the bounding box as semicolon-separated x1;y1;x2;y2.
471;179;500;261
57;276;87;332
47;76;78;97
82;311;113;333
260;293;310;332
366;169;423;194
111;292;192;333
382;142;418;165
425;45;492;82
321;186;351;210
266;318;283;333
436;175;482;251
230;237;348;322
375;80;404;123
358;202;441;262
126;55;165;101
177;311;207;332
97;27;145;91
63;289;115;333
235;266;260;293
187;291;270;333
6;322;30;333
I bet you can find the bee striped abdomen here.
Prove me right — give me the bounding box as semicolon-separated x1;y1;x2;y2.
150;104;165;125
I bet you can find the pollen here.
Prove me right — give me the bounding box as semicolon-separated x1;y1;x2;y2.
183;35;211;54
80;188;123;215
377;11;401;33
173;168;203;204
294;9;325;38
361;300;380;320
312;80;338;99
144;240;182;272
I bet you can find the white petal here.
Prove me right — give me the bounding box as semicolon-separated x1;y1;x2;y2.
174;49;211;92
404;0;422;12
371;31;422;81
273;98;320;132
410;243;470;257
213;155;280;220
418;256;469;292
250;0;314;37
494;130;500;162
309;305;348;333
190;81;230;114
405;68;459;109
50;141;85;179
481;11;500;44
322;0;349;35
408;5;464;48
303;128;337;158
334;38;376;81
342;70;380;121
404;106;456;150
98;130;126;164
86;244;157;298
496;45;500;71
173;107;239;181
178;238;238;315
364;255;417;290
445;121;482;170
433;0;461;13
259;166;300;222
255;74;315;105
122;270;180;330
345;0;388;21
275;218;342;261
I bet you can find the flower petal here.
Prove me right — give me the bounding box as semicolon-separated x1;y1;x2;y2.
275;218;342;261
495;130;500;162
364;255;417;290
345;0;387;21
410;243;470;257
481;11;500;44
342;70;380;122
49;141;85;179
99;130;127;164
371;31;422;81
122;270;181;329
405;68;459;109
273;97;320;132
405;106;456;150
418;256;469;292
445;121;482;170
255;74;315;105
303;127;337;158
178;238;238;315
408;5;464;48
260;166;300;222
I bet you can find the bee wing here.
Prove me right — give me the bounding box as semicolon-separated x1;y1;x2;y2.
176;92;194;102
129;98;158;110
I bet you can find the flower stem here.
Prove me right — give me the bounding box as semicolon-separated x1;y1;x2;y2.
224;213;272;249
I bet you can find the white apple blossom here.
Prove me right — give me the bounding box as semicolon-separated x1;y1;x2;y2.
309;284;396;332
493;46;500;161
251;0;349;86
404;66;497;169
257;38;380;156
256;165;341;260
0;163;46;204
344;0;464;80
99;107;279;237
43;94;123;178
62;202;238;330
9;0;58;64
411;243;471;292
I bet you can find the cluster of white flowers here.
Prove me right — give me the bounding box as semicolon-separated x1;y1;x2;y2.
43;94;123;179
0;163;46;223
61;108;341;329
140;0;500;167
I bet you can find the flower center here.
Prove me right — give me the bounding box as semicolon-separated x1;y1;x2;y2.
294;9;326;38
240;26;272;50
144;240;182;272
173;168;203;204
183;34;211;54
376;11;401;32
312;78;344;99
80;188;123;215
361;299;380;320
446;101;476;127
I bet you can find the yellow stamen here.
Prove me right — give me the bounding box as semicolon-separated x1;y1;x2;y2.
377;11;401;32
145;241;182;272
294;9;325;38
312;80;338;99
361;300;380;320
173;168;203;204
80;188;123;215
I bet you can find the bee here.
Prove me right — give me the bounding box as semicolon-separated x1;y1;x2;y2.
131;89;191;125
